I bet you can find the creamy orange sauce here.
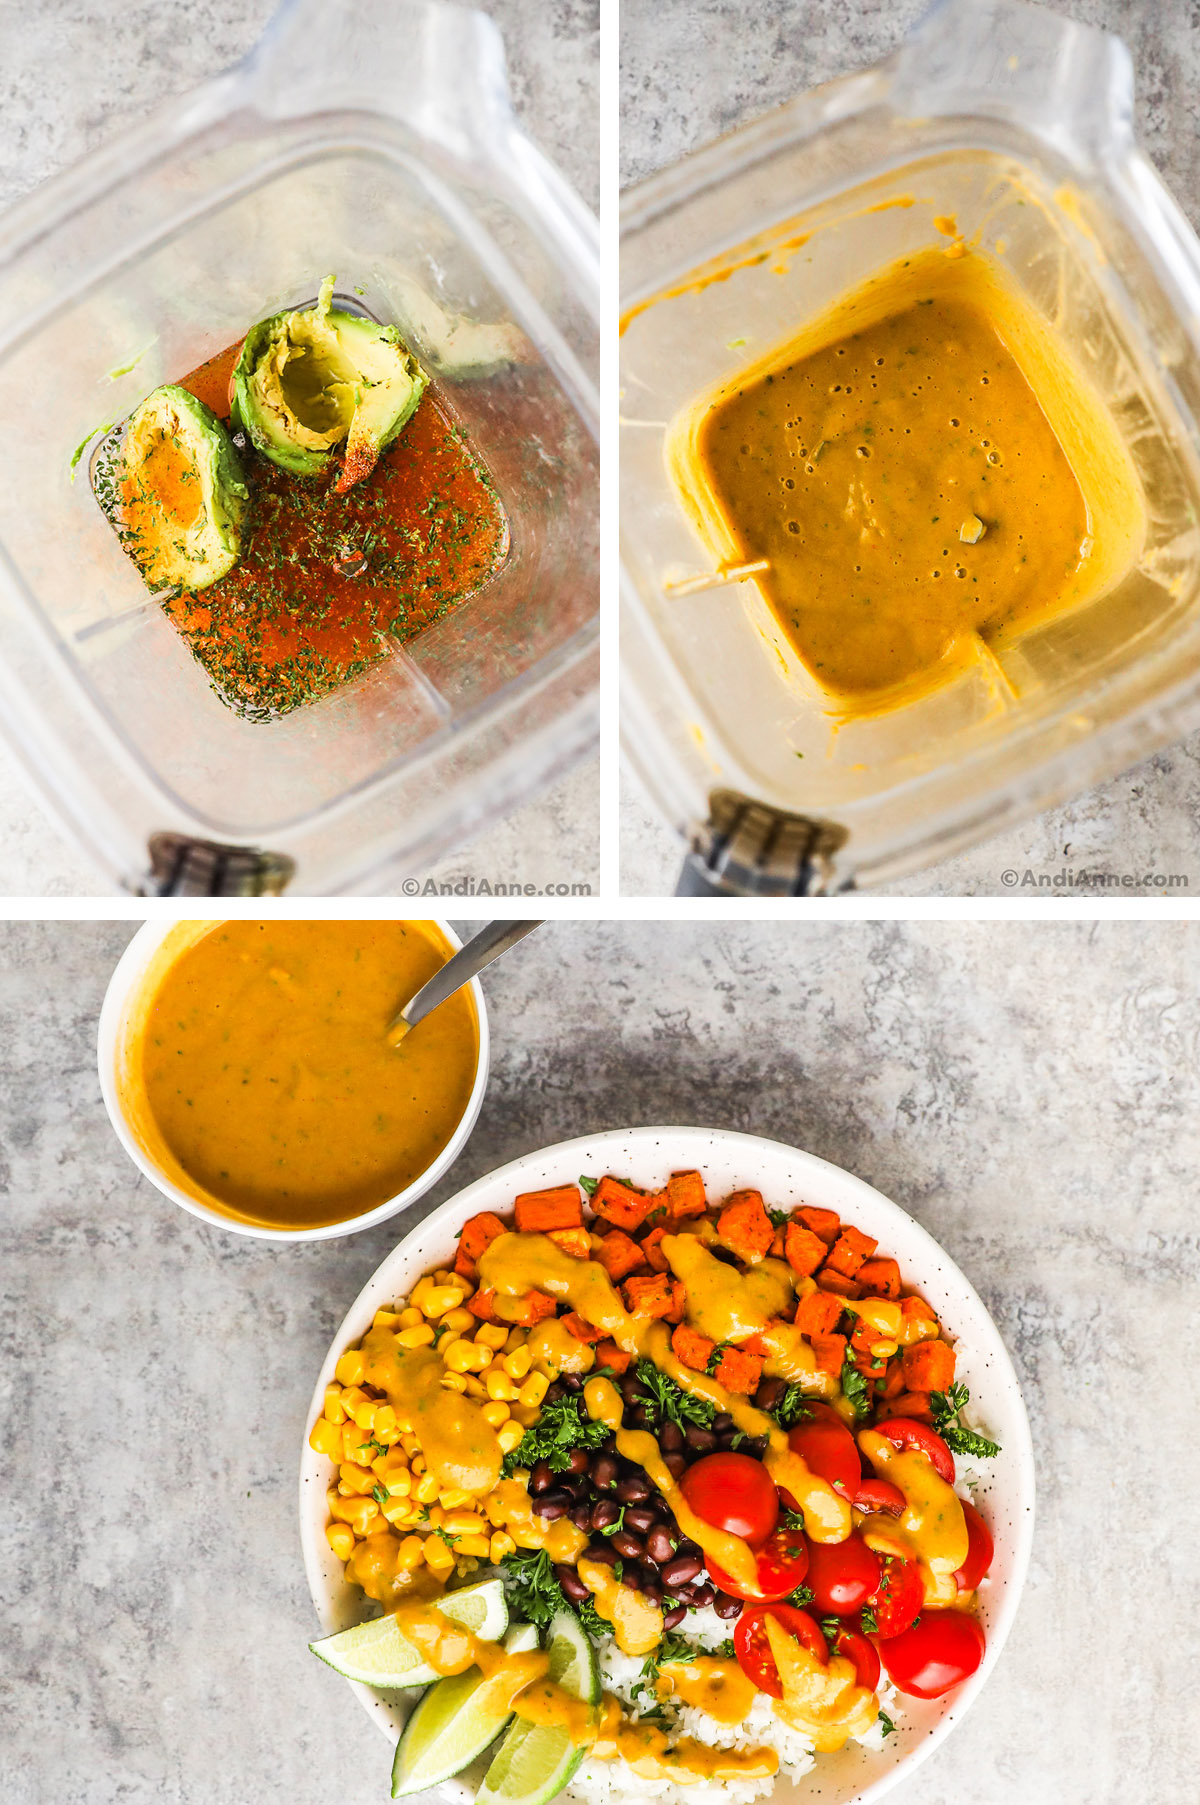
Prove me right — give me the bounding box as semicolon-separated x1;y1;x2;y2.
667;246;1143;715
656;1655;759;1726
763;1616;878;1752
360;1333;501;1497
857;1427;968;1577
136;920;477;1229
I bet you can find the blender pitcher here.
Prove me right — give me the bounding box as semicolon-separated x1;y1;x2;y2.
0;0;598;895
620;0;1200;896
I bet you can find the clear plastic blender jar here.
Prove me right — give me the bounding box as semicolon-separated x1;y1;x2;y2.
0;0;598;894
621;0;1200;895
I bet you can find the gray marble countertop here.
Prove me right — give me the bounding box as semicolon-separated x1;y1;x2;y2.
4;919;1195;1802
0;0;598;898
620;0;1200;897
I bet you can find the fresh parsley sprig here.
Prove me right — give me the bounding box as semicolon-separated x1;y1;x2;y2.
839;1355;873;1423
879;1710;897;1738
787;1583;815;1608
631;1631;697;1700
773;1383;814;1430
499;1549;569;1628
634;1359;715;1432
931;1384;1001;1459
500;1393;610;1478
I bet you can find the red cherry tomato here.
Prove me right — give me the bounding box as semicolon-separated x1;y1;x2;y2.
877;1418;956;1485
779;1418;861;1511
707;1521;809;1603
954;1499;994;1592
679;1452;778;1544
854;1477;907;1516
868;1554;924;1639
879;1611;986;1699
805;1531;881;1614
734;1604;826;1698
830;1624;881;1692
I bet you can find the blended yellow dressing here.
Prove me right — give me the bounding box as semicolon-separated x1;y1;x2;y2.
668;246;1144;715
137;921;478;1229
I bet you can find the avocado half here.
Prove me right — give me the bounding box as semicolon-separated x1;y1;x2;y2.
231;277;426;493
114;385;249;592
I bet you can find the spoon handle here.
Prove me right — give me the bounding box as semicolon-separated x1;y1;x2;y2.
391;920;543;1035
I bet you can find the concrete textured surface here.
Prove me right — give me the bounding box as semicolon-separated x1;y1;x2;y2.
0;0;598;898
3;918;1197;1803
620;0;1200;896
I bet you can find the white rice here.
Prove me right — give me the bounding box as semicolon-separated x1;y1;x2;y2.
562;1610;901;1805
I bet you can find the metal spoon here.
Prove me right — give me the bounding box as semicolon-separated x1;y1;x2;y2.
387;919;542;1045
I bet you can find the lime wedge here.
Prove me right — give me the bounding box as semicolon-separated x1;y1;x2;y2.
310;1577;509;1688
391;1623;540;1798
476;1611;600;1805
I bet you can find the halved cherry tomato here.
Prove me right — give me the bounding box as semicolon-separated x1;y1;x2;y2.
707;1520;809;1603
779;1418;861;1511
853;1477;907;1515
879;1610;985;1698
877;1418;956;1485
734;1604;825;1698
868;1554;924;1639
954;1499;994;1592
679;1451;778;1544
830;1624;881;1692
804;1531;881;1614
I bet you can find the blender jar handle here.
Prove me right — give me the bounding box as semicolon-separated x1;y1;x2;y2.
889;0;1134;168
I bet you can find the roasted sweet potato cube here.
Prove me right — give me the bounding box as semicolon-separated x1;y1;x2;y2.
795;1290;845;1337
460;1211;507;1260
796;1206;841;1245
876;1390;934;1424
665;1279;686;1324
823;1226;878;1279
671;1324;716;1371
809;1332;847;1377
857;1257;902;1299
785;1220;828;1280
900;1294;941;1338
717;1191;774;1263
545;1226;591;1260
591;1175;656;1232
467;1287;498;1321
594;1339;631;1375
562;1311;606;1344
514;1185;584;1234
499;1289;557;1328
640;1225;670;1272
666;1170;707;1218
621;1273;677;1319
714;1345;763;1393
814;1269;863;1300
902;1339;956;1393
594;1229;643;1283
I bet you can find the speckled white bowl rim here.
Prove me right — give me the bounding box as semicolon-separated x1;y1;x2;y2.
298;1125;1035;1805
96;918;490;1244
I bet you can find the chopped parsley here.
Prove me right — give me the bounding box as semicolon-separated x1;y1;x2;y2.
600;1506;627;1539
767;1208;792;1227
840;1355;873;1423
371;1485;388;1506
931;1384;1001;1459
501;1392;610;1477
781;1507;807;1532
819;1615;842;1651
787;1583;814;1608
705;1341;733;1377
712;1638;737;1658
578;1175;600;1198
500;1549;569;1628
575;1598;609;1640
879;1710;897;1737
773;1384;814;1430
634;1359;715;1432
860;1605;879;1634
631;1632;697;1700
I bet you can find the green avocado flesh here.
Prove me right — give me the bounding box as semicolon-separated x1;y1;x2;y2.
106;385;249;592
231;276;427;491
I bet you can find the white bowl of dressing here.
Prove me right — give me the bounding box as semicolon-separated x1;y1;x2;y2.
97;918;490;1244
298;1125;1035;1805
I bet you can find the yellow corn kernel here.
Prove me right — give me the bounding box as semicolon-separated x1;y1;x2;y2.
496;1420;525;1455
484;1493;509;1527
340;1385;368;1414
397;1535;427;1571
335;1349;365;1386
399;1432;421;1456
439;1488;473;1511
399;1306;423;1328
322;1384;347;1425
504;1329;528;1352
476;1322;509;1349
325;1522;356;1561
397;1323;435;1349
484;1367;518;1402
456;1534;492;1560
371;1405;400;1442
443;1510;486;1537
308;1418;343;1459
424;1536;456;1573
348;1395;381;1432
434;1267;455;1285
518;1371;549;1409
463;1375;486;1399
426;1504;446;1528
508;1402;540;1428
414;1471;440;1505
443;1337;490;1374
380;1469;412;1498
872;1340;899;1359
410;1454;426;1476
360;1509;388;1539
383;1499;420;1528
329;1493;376;1534
489;1531;517;1564
341;1423;370;1463
439;1307;475;1335
482;1401;510;1429
340;1463;380;1496
372;1308;401;1329
441;1372;468;1394
502;1346;532;1381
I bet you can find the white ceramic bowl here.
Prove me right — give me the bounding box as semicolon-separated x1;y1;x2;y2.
299;1125;1035;1805
97;919;490;1244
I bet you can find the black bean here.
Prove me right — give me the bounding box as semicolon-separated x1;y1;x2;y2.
610;1530;646;1562
658;1420;684;1454
530;1459;555;1495
591;1498;621;1532
712;1412;734;1434
601;1434;617;1455
568;1502;592;1529
559;1474;586;1499
564;1448;592;1476
661;1553;703;1587
534;1490;572;1520
629;1403;653;1431
586;1539;618;1566
662;1604;688;1631
554;1563;591;1602
711;1246;738;1265
683;1423;716;1452
619;1562;643;1591
545;1381;566;1404
615;1473;651;1504
561;1372;583;1392
591;1454;619;1491
743;1435;769;1459
621;1371;643;1408
753;1378;785;1413
623;1506;656;1535
675;1539;702;1562
671;1582;697;1605
690;1582;715;1608
713;1590;743;1620
663;1451;687;1480
640;1579;662;1604
714;1432;737;1452
646;1525;677;1565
